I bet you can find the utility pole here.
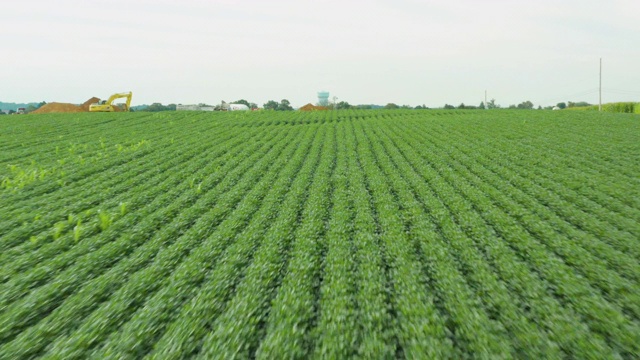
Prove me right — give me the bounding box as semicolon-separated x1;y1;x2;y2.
599;58;602;112
485;90;488;110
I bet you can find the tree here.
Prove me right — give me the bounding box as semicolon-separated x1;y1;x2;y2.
443;104;455;109
487;98;500;109
25;104;37;113
458;103;466;109
479;101;485;109
517;100;534;109
556;102;567;109
249;102;258;110
144;103;175;112
415;104;429;109
263;100;278;110
277;99;293;111
336;101;352;110
384;103;399;109
146;103;166;112
568;101;591;108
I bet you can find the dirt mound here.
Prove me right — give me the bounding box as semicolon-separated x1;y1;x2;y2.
299;103;328;111
31;102;83;114
80;97;100;111
30;96;118;114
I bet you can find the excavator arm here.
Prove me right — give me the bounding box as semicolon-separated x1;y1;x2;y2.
90;92;133;112
105;92;132;108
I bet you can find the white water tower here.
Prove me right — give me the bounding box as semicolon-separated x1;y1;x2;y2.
318;91;330;106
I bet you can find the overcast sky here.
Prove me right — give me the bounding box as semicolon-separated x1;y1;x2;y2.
2;0;639;108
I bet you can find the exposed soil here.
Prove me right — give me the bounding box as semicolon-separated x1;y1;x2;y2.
31;102;83;114
299;103;328;111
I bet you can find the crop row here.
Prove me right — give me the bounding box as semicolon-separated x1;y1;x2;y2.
1;109;638;358
0;121;302;356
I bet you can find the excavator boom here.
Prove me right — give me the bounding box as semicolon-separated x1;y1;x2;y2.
89;92;133;112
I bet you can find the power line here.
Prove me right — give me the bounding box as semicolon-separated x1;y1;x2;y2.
603;88;640;95
537;89;599;105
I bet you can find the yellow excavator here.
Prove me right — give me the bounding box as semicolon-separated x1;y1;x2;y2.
89;92;133;112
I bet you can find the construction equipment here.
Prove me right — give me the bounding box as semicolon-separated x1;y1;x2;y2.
89;92;132;112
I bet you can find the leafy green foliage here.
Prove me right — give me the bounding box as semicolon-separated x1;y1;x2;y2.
0;109;638;358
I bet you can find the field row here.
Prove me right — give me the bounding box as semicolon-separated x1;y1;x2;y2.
1;110;639;358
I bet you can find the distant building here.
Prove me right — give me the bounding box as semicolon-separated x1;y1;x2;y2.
176;104;215;111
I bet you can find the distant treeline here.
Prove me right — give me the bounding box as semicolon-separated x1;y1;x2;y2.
7;99;637;114
0;102;39;111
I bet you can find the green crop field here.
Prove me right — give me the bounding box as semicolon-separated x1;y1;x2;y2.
1;110;639;358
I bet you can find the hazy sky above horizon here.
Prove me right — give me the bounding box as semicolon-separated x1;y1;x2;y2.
3;0;639;108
